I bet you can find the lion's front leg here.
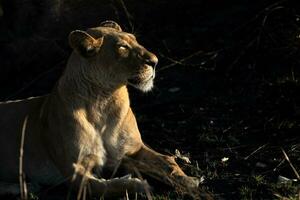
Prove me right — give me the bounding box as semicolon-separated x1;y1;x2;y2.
122;145;200;190
66;154;149;198
71;173;149;198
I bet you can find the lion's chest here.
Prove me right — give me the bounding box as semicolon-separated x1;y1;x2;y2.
76;102;129;168
97;109;128;159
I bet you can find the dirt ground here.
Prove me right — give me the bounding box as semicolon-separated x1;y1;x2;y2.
0;0;300;199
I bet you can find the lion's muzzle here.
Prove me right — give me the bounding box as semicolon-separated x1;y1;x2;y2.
128;50;158;92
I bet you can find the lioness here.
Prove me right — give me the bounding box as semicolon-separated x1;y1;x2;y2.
0;21;199;198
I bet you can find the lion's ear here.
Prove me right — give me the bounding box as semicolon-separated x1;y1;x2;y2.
69;30;103;57
100;20;122;32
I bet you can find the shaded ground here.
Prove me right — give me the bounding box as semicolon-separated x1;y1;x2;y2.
1;0;300;199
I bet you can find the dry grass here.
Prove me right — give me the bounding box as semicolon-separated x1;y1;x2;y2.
19;116;28;200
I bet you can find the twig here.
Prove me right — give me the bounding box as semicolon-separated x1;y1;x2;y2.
132;167;153;200
256;6;285;51
227;37;257;72
67;147;84;200
231;0;288;34
19;116;28;200
228;2;287;72
100;156;123;199
244;144;268;160
110;158;123;179
125;190;129;200
281;148;300;180
82;186;87;200
273;159;285;172
5;60;65;100
77;174;87;200
158;50;219;72
116;0;134;32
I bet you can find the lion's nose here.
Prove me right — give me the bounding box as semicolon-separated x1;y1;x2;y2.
139;51;158;68
145;54;158;68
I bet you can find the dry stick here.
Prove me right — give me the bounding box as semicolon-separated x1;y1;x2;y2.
160;51;218;71
76;154;96;200
244;143;268;160
159;2;286;73
99;156;123;199
5;60;64;101
82;185;87;200
110;158;123;179
19;116;28;200
75;134;99;200
77;171;87;200
76;160;95;200
273;159;285;172
117;0;134;32
228;4;286;72
256;6;285;52
132;167;153;200
159;5;283;74
227;38;257;72
125;190;129;200
67;147;84;200
281;148;300;180
231;0;288;34
158;50;218;72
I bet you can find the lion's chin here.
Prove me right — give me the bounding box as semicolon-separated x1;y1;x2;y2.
128;78;154;93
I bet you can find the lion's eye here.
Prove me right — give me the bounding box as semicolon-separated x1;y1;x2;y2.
118;45;129;51
117;44;130;57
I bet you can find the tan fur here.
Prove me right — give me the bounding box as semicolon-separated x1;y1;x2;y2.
0;21;199;198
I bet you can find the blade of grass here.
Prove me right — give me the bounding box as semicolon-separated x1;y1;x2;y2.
19;116;28;200
281;147;300;180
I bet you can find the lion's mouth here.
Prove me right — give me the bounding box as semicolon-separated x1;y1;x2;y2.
128;71;155;92
128;77;142;85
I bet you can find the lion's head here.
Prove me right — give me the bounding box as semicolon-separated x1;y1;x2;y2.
68;21;158;92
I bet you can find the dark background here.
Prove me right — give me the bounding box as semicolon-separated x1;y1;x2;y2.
0;0;300;199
